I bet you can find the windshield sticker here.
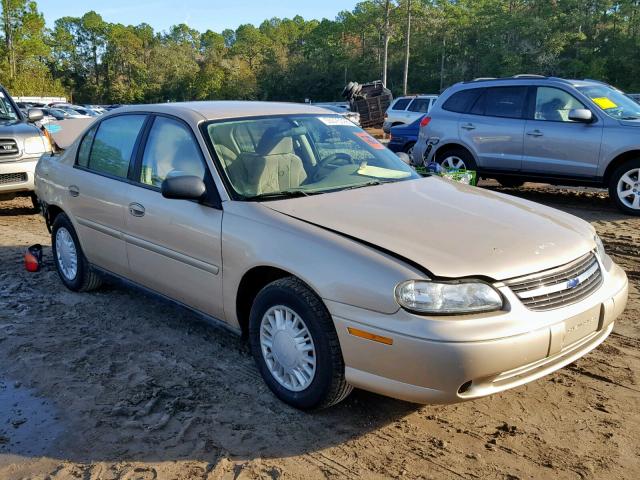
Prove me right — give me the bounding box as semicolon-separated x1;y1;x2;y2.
318;116;356;127
592;97;618;110
357;165;411;179
354;131;385;150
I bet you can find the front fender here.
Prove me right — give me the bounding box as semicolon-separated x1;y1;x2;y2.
221;202;426;329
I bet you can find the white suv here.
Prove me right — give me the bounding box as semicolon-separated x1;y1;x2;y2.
383;94;438;133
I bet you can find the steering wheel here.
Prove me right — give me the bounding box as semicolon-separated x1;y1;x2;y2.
312;152;357;181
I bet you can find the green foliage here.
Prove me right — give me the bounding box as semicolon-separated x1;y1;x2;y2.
2;0;640;102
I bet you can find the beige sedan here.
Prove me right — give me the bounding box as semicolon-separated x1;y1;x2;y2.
35;102;628;409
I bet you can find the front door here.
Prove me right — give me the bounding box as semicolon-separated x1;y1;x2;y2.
522;86;603;177
66;114;148;277
457;86;528;171
124;115;225;320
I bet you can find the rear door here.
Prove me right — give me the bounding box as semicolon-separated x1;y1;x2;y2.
66;114;147;276
522;86;603;177
457;86;528;171
124;114;225;320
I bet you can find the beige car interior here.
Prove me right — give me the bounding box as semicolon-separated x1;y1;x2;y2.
141;119;205;187
225;127;308;196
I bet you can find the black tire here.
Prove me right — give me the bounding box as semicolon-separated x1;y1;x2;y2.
249;277;352;410
496;177;525;188
403;142;416;157
436;147;477;170
51;213;102;291
609;159;640;216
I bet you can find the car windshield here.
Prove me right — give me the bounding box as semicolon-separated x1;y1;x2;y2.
0;90;19;120
577;85;640;120
206;114;419;200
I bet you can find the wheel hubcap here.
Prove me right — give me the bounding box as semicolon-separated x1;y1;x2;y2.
55;227;78;280
441;155;466;170
259;305;316;392
617;167;640;210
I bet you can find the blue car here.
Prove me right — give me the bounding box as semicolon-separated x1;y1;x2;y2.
387;115;424;156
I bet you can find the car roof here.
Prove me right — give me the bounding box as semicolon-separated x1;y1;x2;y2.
457;75;614;90
114;101;333;122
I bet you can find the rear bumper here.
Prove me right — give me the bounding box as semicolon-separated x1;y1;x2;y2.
0;158;38;195
327;260;628;404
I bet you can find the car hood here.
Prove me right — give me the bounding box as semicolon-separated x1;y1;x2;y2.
0;119;40;136
263;177;596;281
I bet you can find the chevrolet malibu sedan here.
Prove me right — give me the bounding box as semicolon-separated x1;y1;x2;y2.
35;102;628;410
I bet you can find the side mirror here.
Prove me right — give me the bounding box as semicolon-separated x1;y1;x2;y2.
568;108;593;123
161;175;206;201
27;108;44;123
396;152;412;165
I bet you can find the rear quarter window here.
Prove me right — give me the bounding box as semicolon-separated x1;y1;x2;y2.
442;89;483;113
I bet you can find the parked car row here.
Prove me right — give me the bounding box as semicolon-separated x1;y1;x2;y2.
33;99;628;411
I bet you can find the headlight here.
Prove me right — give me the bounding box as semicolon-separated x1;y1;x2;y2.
24;135;47;154
395;280;503;315
594;234;606;261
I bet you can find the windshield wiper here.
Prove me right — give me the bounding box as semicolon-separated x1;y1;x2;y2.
621;116;640;120
340;179;396;191
247;189;312;201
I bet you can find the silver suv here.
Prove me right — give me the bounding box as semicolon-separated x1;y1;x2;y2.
383;94;438;133
412;75;640;215
0;84;51;208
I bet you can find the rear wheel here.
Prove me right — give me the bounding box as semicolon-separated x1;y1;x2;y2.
437;147;476;170
51;213;102;291
609;159;640;216
249;277;352;410
403;142;416;157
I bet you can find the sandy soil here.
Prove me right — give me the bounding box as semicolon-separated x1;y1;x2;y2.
0;184;639;480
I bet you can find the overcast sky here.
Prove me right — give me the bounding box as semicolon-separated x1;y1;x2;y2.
36;0;360;33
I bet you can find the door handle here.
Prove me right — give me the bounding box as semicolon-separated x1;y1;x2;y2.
68;185;79;197
461;123;476;130
527;130;544;137
128;203;145;217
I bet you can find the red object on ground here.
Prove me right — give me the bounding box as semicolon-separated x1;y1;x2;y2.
24;244;42;272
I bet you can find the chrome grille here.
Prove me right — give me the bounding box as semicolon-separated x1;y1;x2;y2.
505;253;602;311
0;139;18;156
0;172;27;185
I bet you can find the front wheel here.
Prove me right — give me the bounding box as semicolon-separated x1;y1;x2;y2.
249;277;352;410
609;159;640;216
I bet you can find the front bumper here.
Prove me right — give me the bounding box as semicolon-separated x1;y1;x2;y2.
0;158;38;195
326;259;628;404
382;121;392;133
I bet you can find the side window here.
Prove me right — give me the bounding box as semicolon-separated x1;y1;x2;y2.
482;87;528;118
140;116;205;188
76;125;97;167
442;89;482;113
407;98;431;113
88;115;146;178
392;98;411;111
535;87;586;122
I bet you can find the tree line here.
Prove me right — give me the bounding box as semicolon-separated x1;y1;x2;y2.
1;0;640;104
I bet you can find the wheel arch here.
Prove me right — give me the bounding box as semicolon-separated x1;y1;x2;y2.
236;266;323;338
433;142;478;165
603;150;640;184
43;202;65;233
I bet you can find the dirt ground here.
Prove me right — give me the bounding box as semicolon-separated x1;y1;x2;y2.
0;183;639;480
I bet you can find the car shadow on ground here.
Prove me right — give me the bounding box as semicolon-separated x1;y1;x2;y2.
0;244;421;465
